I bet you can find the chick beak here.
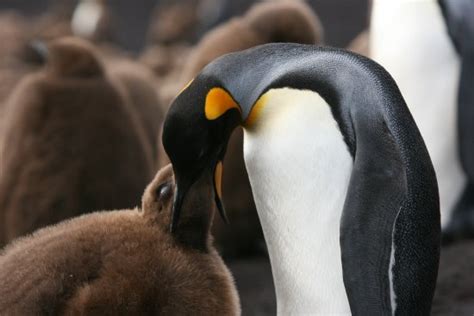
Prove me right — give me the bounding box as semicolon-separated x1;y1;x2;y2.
214;161;229;224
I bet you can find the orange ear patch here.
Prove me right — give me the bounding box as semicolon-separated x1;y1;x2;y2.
205;88;241;120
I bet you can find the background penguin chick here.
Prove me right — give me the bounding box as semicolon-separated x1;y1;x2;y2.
0;12;75;179
0;37;154;247
166;0;324;258
0;165;240;315
243;0;323;44
0;9;72;106
0;12;30;150
45;37;104;77
147;0;201;46
180;0;323;83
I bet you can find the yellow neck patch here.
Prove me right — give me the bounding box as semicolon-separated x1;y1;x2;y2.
205;87;241;120
244;93;269;128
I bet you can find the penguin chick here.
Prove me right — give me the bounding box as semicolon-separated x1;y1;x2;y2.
0;37;154;247
0;165;240;315
0;12;73;157
243;0;323;45
180;0;323;83
147;0;201;46
0;12;30;148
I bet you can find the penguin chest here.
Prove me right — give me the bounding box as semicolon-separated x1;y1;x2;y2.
243;88;353;314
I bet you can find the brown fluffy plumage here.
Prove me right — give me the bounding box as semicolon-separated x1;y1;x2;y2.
180;0;323;82
147;0;201;46
0;37;155;247
0;164;240;314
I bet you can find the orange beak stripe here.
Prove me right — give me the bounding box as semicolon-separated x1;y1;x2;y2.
214;161;223;200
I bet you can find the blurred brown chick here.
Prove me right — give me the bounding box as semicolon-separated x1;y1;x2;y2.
0;10;73;153
180;0;322;83
0;37;156;247
158;0;324;258
147;0;201;46
0;164;240;315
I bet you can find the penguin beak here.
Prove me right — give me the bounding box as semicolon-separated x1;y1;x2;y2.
170;160;228;233
213;161;229;224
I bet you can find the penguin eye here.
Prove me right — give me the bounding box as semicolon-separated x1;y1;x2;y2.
156;182;172;201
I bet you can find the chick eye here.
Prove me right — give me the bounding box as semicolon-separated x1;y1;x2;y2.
156;182;172;201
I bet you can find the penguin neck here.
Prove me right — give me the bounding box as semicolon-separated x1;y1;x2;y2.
243;88;353;314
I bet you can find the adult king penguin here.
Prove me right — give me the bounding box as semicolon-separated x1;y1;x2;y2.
370;0;474;241
163;43;440;314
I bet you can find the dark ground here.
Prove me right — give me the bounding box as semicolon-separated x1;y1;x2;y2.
231;242;474;316
229;258;276;315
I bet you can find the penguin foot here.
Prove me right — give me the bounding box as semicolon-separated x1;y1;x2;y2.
442;184;474;245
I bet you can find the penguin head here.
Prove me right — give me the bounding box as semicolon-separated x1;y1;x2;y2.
45;37;104;78
163;75;247;232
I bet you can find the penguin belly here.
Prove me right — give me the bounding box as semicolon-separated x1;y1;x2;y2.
371;0;465;227
243;88;353;314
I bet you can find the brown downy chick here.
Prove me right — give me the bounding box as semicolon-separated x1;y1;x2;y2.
243;0;323;44
147;0;201;46
0;11;72;159
0;37;154;247
0;165;240;315
169;0;324;258
0;10;72;105
0;12;31;146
